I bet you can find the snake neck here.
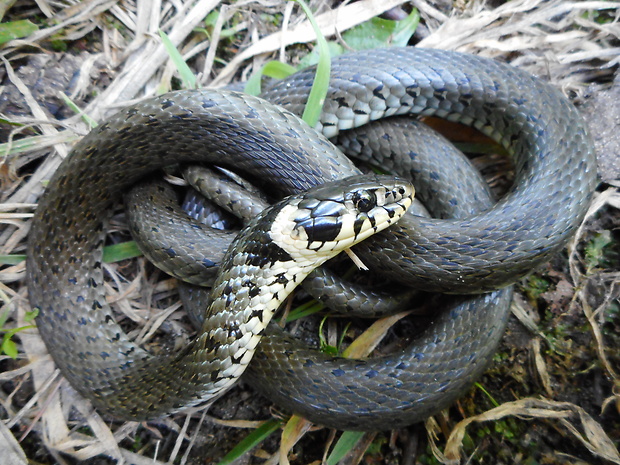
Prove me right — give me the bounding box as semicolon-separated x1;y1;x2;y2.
188;200;327;398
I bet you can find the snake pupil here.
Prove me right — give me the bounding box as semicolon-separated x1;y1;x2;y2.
353;190;376;213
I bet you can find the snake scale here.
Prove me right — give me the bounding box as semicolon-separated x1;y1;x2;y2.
26;48;596;429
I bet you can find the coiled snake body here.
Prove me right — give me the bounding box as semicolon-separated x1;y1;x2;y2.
27;48;596;429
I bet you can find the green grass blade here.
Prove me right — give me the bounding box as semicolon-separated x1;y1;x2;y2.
392;8;420;46
0;20;38;45
101;241;143;263
475;382;500;407
216;419;282;465
0;133;81;158
290;0;331;127
59;91;98;129
0;254;26;265
326;431;366;465
2;242;142;266
245;61;298;96
285;300;325;323
159;30;197;90
341;8;419;50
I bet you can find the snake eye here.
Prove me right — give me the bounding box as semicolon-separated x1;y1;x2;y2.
353;190;376;213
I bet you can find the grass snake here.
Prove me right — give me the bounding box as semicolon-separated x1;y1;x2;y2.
26;47;596;429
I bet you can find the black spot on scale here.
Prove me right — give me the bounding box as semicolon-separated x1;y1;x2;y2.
434;88;447;101
283;127;300;139
126;107;139;118
248;286;260;298
372;83;385;99
250;309;262;319
201;99;217;109
405;84;420;98
164;247;177;258
244;241;293;268
201;257;216;268
458;93;474;106
245;107;260;119
297;216;342;243
120;359;133;369
145;115;159;126
160;99;174;110
272;273;288;285
334;96;350;108
353;216;366;238
482;101;498;114
122;347;135;357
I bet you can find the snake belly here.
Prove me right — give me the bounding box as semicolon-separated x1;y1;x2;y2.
26;47;596;425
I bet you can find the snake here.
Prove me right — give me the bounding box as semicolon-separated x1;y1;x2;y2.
26;47;597;429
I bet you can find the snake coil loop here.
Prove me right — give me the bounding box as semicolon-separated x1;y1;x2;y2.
27;48;596;430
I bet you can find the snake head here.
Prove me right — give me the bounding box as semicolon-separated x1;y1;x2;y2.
270;175;414;263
